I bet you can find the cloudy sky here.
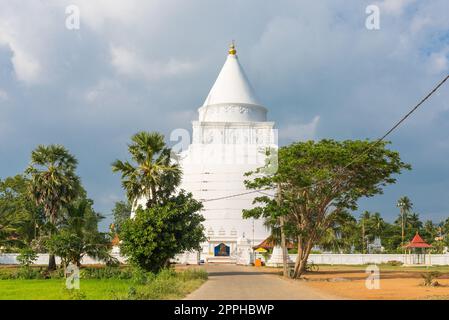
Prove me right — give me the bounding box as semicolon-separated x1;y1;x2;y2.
0;0;448;229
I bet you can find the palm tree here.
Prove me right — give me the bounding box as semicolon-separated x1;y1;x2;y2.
26;145;80;270
359;211;371;254
370;212;385;238
406;212;423;233
112;132;181;209
397;196;412;246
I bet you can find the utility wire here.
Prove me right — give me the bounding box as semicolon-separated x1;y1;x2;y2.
201;74;449;202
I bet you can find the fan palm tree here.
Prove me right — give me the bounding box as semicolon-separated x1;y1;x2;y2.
26;145;80;270
112;132;181;209
397;196;412;246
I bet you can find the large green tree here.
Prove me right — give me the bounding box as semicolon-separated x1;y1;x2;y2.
119;191;205;272
26;145;81;270
111;200;132;233
112;132;181;208
244;139;410;278
47;198;114;268
0;175;44;249
114;132;204;272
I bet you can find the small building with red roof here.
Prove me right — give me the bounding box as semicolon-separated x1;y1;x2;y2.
403;232;432;265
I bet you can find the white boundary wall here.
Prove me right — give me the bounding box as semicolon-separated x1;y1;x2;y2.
294;254;449;265
3;253;449;266
0;253;127;265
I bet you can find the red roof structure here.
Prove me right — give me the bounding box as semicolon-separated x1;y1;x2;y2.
403;232;432;248
253;236;295;250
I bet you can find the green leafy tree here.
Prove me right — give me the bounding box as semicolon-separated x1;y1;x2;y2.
319;210;358;253
119;191;205;272
112;132;181;208
111;200;132;233
16;247;38;267
26;145;81;270
0;175;45;249
381;223;403;253
47;198;113;268
244;139;410;278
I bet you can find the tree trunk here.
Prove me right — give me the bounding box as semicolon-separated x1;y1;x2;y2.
292;237;313;279
280;216;288;278
277;184;288;278
48;254;56;271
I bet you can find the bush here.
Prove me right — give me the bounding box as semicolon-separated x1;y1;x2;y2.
80;266;132;280
382;260;403;266
0;267;63;280
16;247;38;267
119;192;205;273
111;268;208;300
421;271;442;286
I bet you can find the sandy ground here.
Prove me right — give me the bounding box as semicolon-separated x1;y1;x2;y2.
296;266;449;300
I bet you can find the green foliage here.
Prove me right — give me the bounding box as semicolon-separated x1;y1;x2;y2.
80;267;132;280
46;197;115;267
119;191;205;272
112;131;181;207
119;268;208;300
16;247;37;267
26;145;81;226
0;175;44;250
111;200;131;233
244;139;410;278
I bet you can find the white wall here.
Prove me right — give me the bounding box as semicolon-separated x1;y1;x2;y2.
3;253;449;266
294;253;449;265
0;253;127;265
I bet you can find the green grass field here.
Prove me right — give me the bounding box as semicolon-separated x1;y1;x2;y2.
0;279;132;300
0;268;207;300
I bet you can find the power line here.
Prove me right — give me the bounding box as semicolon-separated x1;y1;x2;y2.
201;74;449;202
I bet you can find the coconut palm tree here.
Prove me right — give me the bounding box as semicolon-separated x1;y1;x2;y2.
112;132;181;209
397;196;413;246
370;212;385;238
26;145;80;270
359;211;371;253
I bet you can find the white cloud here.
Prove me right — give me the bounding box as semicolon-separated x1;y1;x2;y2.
377;0;416;16
427;49;449;75
110;45;195;81
0;27;41;84
279;116;320;142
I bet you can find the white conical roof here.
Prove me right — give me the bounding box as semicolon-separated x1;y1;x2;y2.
202;47;260;107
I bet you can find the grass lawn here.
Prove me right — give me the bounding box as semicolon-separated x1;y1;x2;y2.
0;279;132;300
0;267;207;300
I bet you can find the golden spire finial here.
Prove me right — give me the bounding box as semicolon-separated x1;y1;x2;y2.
228;41;236;55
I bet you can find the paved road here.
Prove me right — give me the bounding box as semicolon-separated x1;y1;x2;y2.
185;264;341;300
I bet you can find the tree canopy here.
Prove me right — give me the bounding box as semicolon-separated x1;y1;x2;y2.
244;139;411;278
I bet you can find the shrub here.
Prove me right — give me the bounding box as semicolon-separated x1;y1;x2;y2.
382;260;403;266
119;191;205;273
80;266;132;280
16;247;38;267
421;271;442;287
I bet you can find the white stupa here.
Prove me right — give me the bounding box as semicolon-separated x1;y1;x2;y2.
178;43;277;263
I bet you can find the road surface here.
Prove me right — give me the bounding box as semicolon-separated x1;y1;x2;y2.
185;264;342;300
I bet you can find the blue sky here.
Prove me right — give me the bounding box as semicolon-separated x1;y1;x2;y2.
0;0;448;230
